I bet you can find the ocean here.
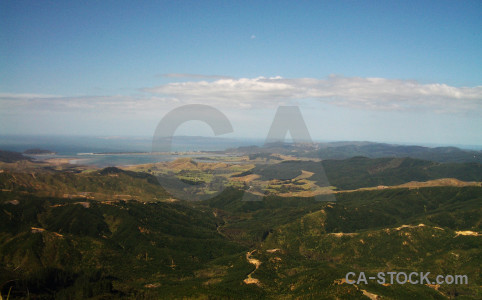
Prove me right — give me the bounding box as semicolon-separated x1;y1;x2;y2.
0;135;261;167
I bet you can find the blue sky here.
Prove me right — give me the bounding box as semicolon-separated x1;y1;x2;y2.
1;0;481;146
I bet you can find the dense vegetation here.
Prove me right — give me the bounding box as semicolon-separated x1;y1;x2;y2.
0;167;171;202
1;183;480;299
322;157;482;190
250;157;482;190
0;148;481;299
0;194;251;299
228;142;482;163
310;143;482;163
0;150;31;163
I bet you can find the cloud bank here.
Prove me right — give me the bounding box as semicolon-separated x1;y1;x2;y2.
145;75;482;113
0;93;177;114
159;73;234;80
1;76;481;114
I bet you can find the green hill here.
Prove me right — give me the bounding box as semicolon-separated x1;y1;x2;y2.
0;195;252;299
0;167;171;202
257;187;481;298
249;157;482;190
310;143;482;163
229;142;482;163
0;150;30;163
0;161;481;298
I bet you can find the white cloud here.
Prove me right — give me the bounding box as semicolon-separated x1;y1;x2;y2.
1;76;481;115
0;93;61;99
144;76;297;108
0;93;178;114
251;35;256;39
159;73;234;80
144;75;482;113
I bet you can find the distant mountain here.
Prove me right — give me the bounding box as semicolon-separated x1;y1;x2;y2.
321;156;482;190
246;156;482;190
312;142;481;163
227;141;482;163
